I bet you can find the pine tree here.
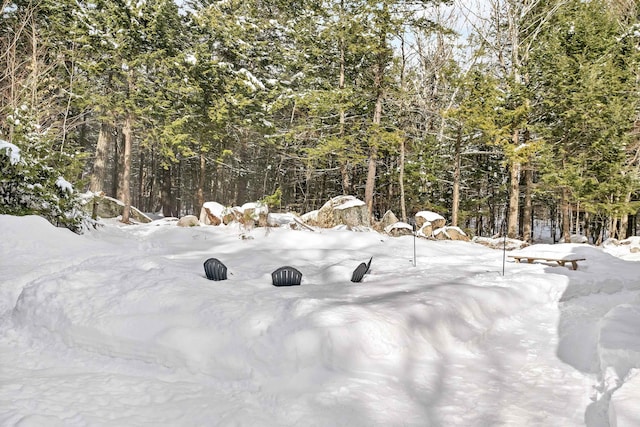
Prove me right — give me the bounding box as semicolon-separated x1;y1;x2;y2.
531;0;640;242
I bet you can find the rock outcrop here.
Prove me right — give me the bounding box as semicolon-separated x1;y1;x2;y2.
316;196;370;229
83;193;152;223
434;226;470;241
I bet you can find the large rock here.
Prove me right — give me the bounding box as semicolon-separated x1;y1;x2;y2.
200;202;227;226
473;236;528;250
83;193;152;223
434;226;470;241
177;215;200;227
316;195;370;229
380;210;400;230
417;223;434;238
415;211;446;229
384;221;413;237
240;202;269;227
300;210;319;226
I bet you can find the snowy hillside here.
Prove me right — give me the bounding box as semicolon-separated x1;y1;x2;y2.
1;215;639;426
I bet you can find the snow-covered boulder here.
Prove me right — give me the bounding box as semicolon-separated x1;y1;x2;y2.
316;195;370;229
415;210;446;229
240;202;269;227
380;210;400;230
177;215;200;227
472;236;529;250
200;202;227;226
434;226;470;241
570;234;588;244
300;209;319;225
82;193;152;223
417;222;434;238
384;221;413;237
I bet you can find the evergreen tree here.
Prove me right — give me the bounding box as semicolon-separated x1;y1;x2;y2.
531;0;640;242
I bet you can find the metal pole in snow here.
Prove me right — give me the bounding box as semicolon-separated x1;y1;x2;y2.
412;220;417;267
502;218;507;276
414;229;417;267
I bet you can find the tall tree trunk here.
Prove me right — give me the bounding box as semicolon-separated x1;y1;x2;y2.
452;128;462;227
522;164;533;243
619;191;632;238
113;130;123;200
561;187;571;243
507;130;520;238
196;150;206;215
338;2;350;195
399;138;407;222
365;66;383;218
161;166;172;217
121;113;132;223
137;146;144;210
507;160;521;238
89;122;113;193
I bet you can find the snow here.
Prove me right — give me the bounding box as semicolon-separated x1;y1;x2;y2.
2;214;640;426
55;176;73;193
201;201;226;218
384;221;412;233
0;139;22;165
416;210;445;222
240;202;268;215
332;197;365;210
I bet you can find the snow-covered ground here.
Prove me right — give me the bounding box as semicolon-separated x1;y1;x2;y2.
1;214;639;426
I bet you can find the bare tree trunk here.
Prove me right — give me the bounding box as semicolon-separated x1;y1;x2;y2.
121;113;132;223
522;164;533;243
365;65;383;218
29;14;38;107
561;187;571;243
137;147;144;210
507;159;520;238
365;144;378;217
89;122;112;193
196;150;206;214
399;138;407;222
338;2;351;195
113;130;123;200
161;166;172;217
619;191;632;238
452;128;462;227
608;216;618;240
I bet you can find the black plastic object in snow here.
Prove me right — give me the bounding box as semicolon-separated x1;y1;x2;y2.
351;257;372;283
271;266;302;287
204;258;228;281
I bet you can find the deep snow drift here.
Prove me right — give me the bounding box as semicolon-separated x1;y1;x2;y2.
1;214;639;426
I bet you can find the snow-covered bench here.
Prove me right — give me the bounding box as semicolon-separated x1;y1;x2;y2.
508;255;586;270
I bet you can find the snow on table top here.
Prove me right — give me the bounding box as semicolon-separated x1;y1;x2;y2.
509;243;588;260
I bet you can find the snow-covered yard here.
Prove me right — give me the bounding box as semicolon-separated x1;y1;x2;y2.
1;215;639;426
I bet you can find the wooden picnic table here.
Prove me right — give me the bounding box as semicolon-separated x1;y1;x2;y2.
508;255;586;270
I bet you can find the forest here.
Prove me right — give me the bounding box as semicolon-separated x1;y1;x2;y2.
1;0;639;243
